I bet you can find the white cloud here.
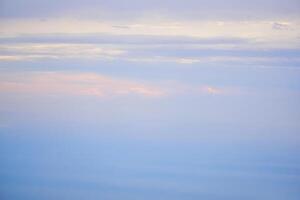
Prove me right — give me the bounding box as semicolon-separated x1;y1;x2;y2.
0;18;299;65
0;43;125;61
1;18;299;47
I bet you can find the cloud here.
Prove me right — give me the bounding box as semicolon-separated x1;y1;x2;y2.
0;72;165;98
201;86;224;95
0;71;244;99
0;43;125;61
0;19;299;68
1;19;299;45
272;22;291;30
1;18;299;66
1;44;300;68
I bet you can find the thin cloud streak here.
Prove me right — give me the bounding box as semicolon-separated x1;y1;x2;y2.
0;72;239;98
1;19;299;46
0;43;126;61
1;43;300;68
0;72;165;98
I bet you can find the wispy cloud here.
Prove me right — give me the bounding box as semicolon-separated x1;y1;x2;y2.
0;0;299;71
1;42;300;68
0;18;299;41
272;22;292;30
200;86;224;95
1;19;299;47
0;72;165;98
0;72;240;98
1;18;299;67
0;43;125;61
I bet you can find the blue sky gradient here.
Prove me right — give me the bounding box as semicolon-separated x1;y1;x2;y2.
0;0;300;199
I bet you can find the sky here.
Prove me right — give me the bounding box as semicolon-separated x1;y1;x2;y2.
0;0;300;199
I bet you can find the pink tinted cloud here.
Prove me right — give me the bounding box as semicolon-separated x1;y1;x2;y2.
0;72;165;98
200;86;225;95
0;72;243;98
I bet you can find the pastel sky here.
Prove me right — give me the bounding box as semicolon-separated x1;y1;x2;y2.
0;0;300;200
